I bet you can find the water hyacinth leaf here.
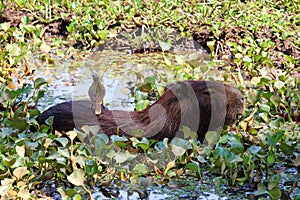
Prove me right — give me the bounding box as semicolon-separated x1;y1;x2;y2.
34;78;48;89
205;131;220;145
17;187;31;199
67;169;85;186
259;104;270;113
171;145;186;157
207;41;215;52
131;129;144;137
182;126;197;139
45;116;54;126
170;137;190;149
115;151;137;164
267;152;275;166
133;163;148;175
267;187;281;200
13;167;29;180
163;56;172;66
66;131;77;141
228;135;244;154
164;161;175;176
135;100;149;111
1;22;11;31
158;41;171;51
16;146;25;157
270;95;281;107
274;81;285;89
279;143;294;156
259;113;269;123
249;145;261;155
54;137;69;147
185;161;201;177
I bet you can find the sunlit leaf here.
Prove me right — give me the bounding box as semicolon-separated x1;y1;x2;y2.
13;167;29;180
40;42;51;53
67;169;85;186
171;145;186;157
66;131;77;141
158;41;171;51
274;81;285;89
16;146;25;157
164;161;175;176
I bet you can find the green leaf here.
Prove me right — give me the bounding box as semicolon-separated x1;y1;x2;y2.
34;78;48;89
267;187;281;200
54;137;69;147
228;135;244;154
205;131;220;145
182;126;197;139
133;163;148;175
135;100;149;111
67;169;85;186
16;146;25;157
185;161;201;177
259;104;270;113
280;143;295;155
267;152;275;166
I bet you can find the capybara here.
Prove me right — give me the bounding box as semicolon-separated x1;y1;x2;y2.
37;80;244;142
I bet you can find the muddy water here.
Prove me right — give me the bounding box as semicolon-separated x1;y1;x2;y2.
33;50;240;199
34;49;210;111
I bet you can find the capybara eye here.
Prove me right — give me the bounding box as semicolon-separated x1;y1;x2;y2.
203;91;212;95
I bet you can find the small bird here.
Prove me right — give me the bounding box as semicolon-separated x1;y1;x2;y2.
88;71;106;115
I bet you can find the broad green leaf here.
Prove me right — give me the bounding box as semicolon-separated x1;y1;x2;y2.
280;143;294;155
182;126;197;139
115;151;137;164
205;131;220;145
54;138;69;147
185;161;201;177
249;145;261;155
34;78;48;89
259;104;270;113
67;169;85;186
267;187;281;200
133;163;148;175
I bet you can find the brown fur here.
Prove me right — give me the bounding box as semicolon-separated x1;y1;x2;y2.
37;80;244;141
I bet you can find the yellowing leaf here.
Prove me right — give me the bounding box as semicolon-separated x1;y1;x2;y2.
13;167;29;180
67;169;85;186
171;145;186;157
295;155;300;167
16;146;25;157
40;42;51;53
66;131;77;141
164;56;172;66
164;161;175;176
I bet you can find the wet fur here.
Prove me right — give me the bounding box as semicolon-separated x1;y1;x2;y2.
37;80;244;141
